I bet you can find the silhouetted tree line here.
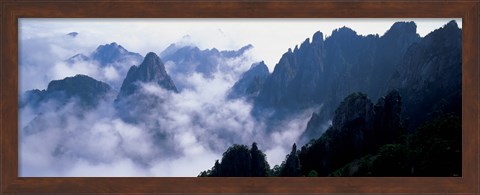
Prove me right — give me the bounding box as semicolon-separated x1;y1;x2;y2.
199;92;461;177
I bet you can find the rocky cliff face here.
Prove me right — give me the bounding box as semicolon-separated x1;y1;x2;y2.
252;20;460;143
298;91;403;176
388;20;462;130
117;52;178;99
255;32;326;111
227;61;270;100
115;52;178;122
373;90;403;146
253;22;419;123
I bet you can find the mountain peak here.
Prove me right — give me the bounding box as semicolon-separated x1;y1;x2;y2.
312;31;324;43
384;21;417;37
40;74;113;107
250;61;268;70
143;52;161;64
66;53;90;63
91;42;142;65
444;20;459;29
227;61;270;100
331;26;357;37
117;51;178;100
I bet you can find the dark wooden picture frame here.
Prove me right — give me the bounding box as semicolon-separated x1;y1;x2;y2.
1;1;479;194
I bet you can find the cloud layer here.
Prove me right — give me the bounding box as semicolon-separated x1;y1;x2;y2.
19;39;313;176
19;19;461;176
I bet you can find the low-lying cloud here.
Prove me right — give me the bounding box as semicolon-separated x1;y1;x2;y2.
19;42;314;177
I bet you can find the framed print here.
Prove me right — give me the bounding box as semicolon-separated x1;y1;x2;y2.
1;0;479;194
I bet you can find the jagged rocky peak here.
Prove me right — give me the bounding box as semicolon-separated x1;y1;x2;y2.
90;42;143;65
332;92;375;131
312;31;324;44
228;61;270;100
380;21;420;50
384;21;417;36
387;20;461;131
298;91;404;176
94;42;126;54
115;52;178;122
445;20;459;28
331;26;358;38
142;52;164;69
249;61;269;73
117;52;178;99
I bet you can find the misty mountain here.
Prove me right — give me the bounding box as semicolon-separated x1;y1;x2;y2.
115;52;178;122
117;52;178;98
20;74;114;111
20;20;461;177
66;54;90;64
67;42;143;67
227;61;270;100
64;42;144;89
160;43;254;90
91;42;143;66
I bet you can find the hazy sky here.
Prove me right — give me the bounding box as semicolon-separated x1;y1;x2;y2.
20;18;461;73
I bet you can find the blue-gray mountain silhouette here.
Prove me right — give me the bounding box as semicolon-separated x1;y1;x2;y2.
117;52;178;100
254;22;420;114
227;61;270;100
114;52;178;123
298;21;460;143
90;42;143;66
387;20;462;131
20;74;113;110
160;44;253;90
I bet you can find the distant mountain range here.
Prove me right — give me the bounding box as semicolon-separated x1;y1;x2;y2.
20;20;462;177
160;43;254;91
67;42;143;67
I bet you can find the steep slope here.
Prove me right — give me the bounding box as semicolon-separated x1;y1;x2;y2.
255;31;326;111
227;61;270;100
254;22;419;121
115;52;178;122
117;52;178;99
298;91;403;176
388;20;462;131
